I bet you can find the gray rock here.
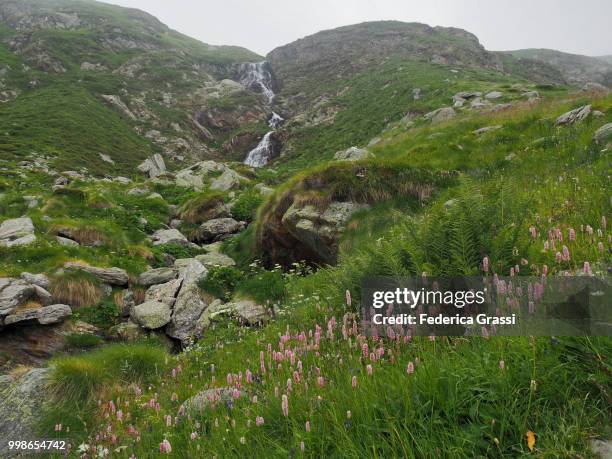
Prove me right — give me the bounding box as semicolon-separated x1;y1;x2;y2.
593;123;612;146
232;299;269;325
0;279;37;316
281;201;368;265
170;219;183;229
127;187;149;196
131;301;172;329
138;267;178;287
590;439;612;458
412;88;421;100
473;125;503;135
145;279;182;306
56;235;79;247
0;368;50;456
63;263;129;286
166;282;208;344
20;273;49;289
114;176;131;184
582;82;609;93
424;107;455;124
109;320;145;341
150;228;190;246
484;91;503;99
522;90;539;99
453;91;481;100
453;98;465;108
254;183;274;196
120;289;135;317
4;304;71;326
0;234;36;247
0;217;35;245
210;169;244;192
556;105;591;125
333;146;373;161
99;153;115;165
174;258;207;284
137;154;166;179
196;252;236;268
199;218;244;242
147;192;164;200
175;160;226;191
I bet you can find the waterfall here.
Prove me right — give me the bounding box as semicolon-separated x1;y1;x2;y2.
244;132;274;167
239;62;275;103
240;62;285;167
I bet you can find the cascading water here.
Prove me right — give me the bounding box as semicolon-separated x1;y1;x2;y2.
241;61;285;167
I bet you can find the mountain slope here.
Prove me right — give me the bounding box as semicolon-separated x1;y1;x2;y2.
0;0;268;174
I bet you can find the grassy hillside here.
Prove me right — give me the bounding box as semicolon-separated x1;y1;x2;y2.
27;91;611;457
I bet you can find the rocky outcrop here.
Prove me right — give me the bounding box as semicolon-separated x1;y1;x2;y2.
63;262;129;286
144;279;182;306
0;217;36;247
138;267;178;286
131;300;172;329
199;218;244;242
0;368;50;457
174;161;226;191
424;107;455;124
4;304;71;326
149;228;190;246
166;282;208;343
281;201;368;265
334;146;373;161
137;153;166;178
556;105;591;125
210;169;245;192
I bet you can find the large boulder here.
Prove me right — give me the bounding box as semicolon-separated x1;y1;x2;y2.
0;368;50;456
174;258;208;284
144;279;182;306
484;91;503;99
137;154;166;179
165;283;208;344
0;279;37;316
175;161;227;191
281;201;368;265
0;217;36;247
63;263;129;286
424;107;455;124
593;122;612;146
334;146;373;162
108;320;146;342
131;301;172;329
138;267;178;287
232;299;269;325
196;252;236;268
149;228;190;246
210;169;244;192
556;105;591;125
199;218;244;242
20;273;49;289
3;304;72;326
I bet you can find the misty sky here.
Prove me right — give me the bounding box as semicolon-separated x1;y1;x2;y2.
106;0;612;57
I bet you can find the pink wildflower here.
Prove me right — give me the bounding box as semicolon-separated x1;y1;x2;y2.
159;439;172;454
483;256;489;273
351;376;357;388
499;360;505;370
317;376;325;388
366;364;373;375
407;361;414;375
569;228;576;241
305;420;311;432
300;441;305;453
190;432;198;440
583;262;591;274
256;416;264;426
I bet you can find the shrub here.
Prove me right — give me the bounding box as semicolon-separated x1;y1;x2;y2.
237;269;286;304
78;299;120;328
231;189;264;222
198;265;244;301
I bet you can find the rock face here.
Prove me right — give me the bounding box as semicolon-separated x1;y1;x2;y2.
64;262;129;286
166;282;208;344
424;107;455;124
0;217;36;247
4;304;72;326
334;146;373;161
144;279;182;306
199;218;244;242
556;105;592;125
137;153;166;178
138;267;178;286
0;368;50;456
149;228;190;246
593;122;612;146
281;201;368;265
0;279;37;316
131;300;172;329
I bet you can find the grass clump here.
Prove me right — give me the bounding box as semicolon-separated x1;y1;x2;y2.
49;271;102;308
64;333;103;350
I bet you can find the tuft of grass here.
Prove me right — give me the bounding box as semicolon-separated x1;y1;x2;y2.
49;272;102;308
64;333;103;350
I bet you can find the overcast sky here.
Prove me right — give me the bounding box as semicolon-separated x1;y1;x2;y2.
106;0;612;57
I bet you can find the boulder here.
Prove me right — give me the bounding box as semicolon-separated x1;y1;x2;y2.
131;301;172;329
0;279;37;316
174;258;208;284
593;123;612;146
210;169;244;192
281;201;368;265
453;91;481;100
254;183;274;196
109;320;146;341
199;218;244;242
333;146;373;161
56;235;79;246
144;279;182;306
0;368;50;455
522;90;539;99
424;107;455;124
138;267;178;287
196;252;236;268
4;304;72;326
137;154;166;179
63;263;129;286
556;105;591;125
175;161;226;191
232;299;269;325
166;283;208;344
0;217;35;246
150;228;190;246
484;91;503;99
20;273;49;289
127;187;149;196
